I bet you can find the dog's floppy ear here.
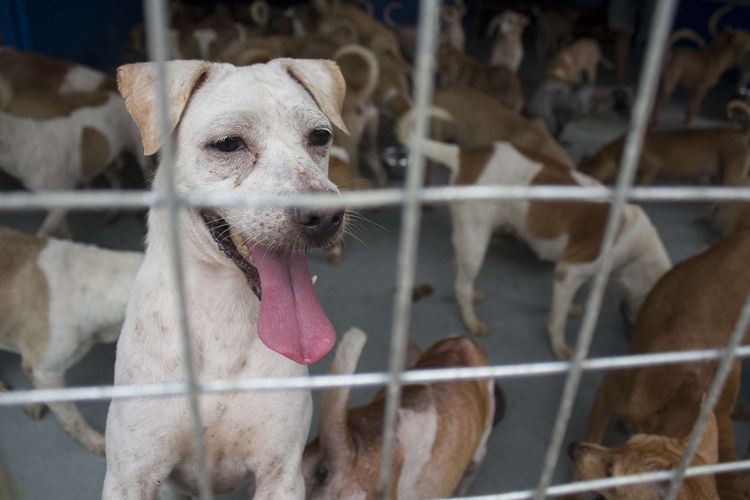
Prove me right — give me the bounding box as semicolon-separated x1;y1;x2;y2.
117;61;212;155
278;58;349;134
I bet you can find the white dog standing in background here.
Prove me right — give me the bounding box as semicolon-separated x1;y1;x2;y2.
0;226;142;454
104;58;347;499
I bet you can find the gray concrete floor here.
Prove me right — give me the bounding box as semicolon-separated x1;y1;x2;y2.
1;71;750;500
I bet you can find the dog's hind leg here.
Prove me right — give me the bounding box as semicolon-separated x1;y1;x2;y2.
451;206;494;337
685;85;710;126
548;262;593;359
714;364;746;500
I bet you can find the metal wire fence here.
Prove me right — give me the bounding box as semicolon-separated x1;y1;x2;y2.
2;0;750;498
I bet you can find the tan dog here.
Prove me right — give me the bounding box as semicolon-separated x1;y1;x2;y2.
580;127;750;186
533;7;578;63
656;23;750;125
433;86;575;169
487;10;529;71
303;328;501;499
585;231;750;499
397;116;670;358
546;38;610;84
0;226;142;454
437;42;523;112
569;412;720;499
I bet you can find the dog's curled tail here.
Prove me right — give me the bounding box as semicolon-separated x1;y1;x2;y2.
709;5;733;38
383;2;404;28
334;44;380;103
669;28;706;47
0;75;13;111
320;328;367;445
396;106;460;174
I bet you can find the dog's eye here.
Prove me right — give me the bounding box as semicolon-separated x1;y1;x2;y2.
210;136;245;153
308;128;332;147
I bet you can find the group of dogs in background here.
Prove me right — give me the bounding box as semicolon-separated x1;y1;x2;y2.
1;0;750;498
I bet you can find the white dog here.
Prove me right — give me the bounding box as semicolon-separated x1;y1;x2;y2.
0;226;142;454
0;91;147;236
103;58;347;499
398;112;671;359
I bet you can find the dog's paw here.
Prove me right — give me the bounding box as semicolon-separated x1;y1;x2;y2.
81;432;106;456
23;403;47;420
568;304;583;319
553;343;573;360
468;321;490;337
0;379;9;392
472;290;486;303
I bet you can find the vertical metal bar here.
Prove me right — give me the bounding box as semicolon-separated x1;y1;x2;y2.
533;0;678;497
375;1;439;498
663;290;750;500
143;0;213;498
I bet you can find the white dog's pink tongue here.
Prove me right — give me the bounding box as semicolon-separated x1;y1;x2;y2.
253;248;335;365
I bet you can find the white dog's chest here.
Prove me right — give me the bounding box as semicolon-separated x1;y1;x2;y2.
171;388;312;494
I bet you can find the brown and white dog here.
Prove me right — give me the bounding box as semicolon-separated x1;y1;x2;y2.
585;231;750;499
569;412;720;499
0;81;147;236
432;86;575;169
487;10;529;72
546;38;610;84
437;42;524;113
303;328;501;499
0;47;114;94
0;226;143;455
398;114;671;359
580;127;750;186
103;58;348;499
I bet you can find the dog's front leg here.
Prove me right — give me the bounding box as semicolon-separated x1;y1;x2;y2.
252;460;305;500
548;262;592;359
37;208;71;238
31;368;105;454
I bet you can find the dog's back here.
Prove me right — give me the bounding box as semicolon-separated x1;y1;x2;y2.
303;332;498;500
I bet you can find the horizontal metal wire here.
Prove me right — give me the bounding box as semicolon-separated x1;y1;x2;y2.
1;346;746;407
451;459;750;499
2;185;750;211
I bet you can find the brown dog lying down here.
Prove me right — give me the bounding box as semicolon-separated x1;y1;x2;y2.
303;328;503;499
570;412;720;499
432;86;575;170
585;231;750;499
436;43;523;113
546;38;610;84
656;24;750;125
580;127;750;185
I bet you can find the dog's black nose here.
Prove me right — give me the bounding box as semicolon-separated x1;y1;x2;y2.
567;441;581;460
294;208;344;243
